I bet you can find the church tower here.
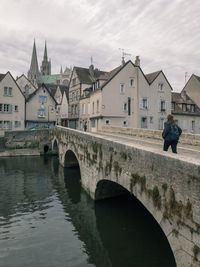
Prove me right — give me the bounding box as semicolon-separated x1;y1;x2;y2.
27;40;40;87
40;41;51;75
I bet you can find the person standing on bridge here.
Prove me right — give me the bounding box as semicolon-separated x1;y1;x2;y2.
162;114;182;154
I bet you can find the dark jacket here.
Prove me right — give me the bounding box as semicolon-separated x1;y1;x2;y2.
162;122;182;141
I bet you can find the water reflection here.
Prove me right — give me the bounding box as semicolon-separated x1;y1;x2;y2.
0;156;176;267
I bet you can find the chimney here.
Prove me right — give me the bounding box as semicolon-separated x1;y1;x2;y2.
135;56;140;67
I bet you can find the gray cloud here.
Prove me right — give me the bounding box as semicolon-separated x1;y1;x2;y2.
0;0;200;91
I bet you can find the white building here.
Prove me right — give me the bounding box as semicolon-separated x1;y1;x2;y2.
25;84;57;129
172;91;200;134
16;74;37;99
89;58;172;132
0;72;25;135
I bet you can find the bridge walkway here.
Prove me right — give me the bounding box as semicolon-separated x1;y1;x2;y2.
92;132;200;165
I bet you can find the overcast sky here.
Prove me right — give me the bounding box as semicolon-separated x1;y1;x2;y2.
0;0;200;91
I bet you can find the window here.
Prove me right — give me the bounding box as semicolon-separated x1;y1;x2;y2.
97;100;99;113
129;78;135;87
120;83;125;94
0;104;12;113
14;121;21;128
140;98;148;109
91;119;96;127
191;120;195;132
4;104;11;113
39;95;47;103
171;102;175;111
71;105;74;115
158;83;164;91
0;121;2;128
128;97;131;116
160;100;166;112
4;121;12;130
75;105;78;115
92;102;94;114
96;80;100;89
76;91;79;100
4;87;12;96
191;104;195;112
105;119;110;125
141;117;147;128
150;117;153;123
182;104;187;112
14;105;18;112
38;108;45;117
123;103;127;112
82;103;86;115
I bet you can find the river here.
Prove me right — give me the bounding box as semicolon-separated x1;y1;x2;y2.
0;156;176;267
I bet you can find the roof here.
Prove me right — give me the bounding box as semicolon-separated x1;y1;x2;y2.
45;84;69;98
172;91;200;115
194;74;200;83
39;74;60;84
145;71;161;84
26;83;57;104
0;73;6;82
74;66;109;84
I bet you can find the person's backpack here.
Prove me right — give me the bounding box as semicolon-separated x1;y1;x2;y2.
170;124;180;141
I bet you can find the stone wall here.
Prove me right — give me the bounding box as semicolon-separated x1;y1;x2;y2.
52;126;200;267
101;125;200;146
4;129;51;153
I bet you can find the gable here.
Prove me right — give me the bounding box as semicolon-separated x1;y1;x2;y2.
0;71;25;99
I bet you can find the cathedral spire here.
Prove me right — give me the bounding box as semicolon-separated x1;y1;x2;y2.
40;41;51;75
29;39;39;75
27;39;40;87
43;40;48;61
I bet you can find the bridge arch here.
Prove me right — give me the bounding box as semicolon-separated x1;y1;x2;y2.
64;149;79;168
95;179;129;200
95;179;176;266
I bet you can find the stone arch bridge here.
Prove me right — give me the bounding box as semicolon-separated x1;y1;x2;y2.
50;126;200;267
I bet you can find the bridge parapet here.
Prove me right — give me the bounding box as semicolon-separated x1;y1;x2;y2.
101;126;200;146
51;126;200;267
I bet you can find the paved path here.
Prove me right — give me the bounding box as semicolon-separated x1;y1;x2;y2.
93;132;200;165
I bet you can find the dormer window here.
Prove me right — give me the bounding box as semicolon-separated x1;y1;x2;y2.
171;102;175;111
96;80;100;89
182;103;187;112
191;104;195;112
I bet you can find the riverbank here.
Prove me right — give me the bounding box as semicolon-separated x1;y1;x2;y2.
0;148;40;157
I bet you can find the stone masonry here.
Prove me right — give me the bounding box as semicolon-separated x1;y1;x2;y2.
51;126;200;267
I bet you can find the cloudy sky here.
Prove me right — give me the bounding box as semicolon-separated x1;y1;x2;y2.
0;0;200;91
